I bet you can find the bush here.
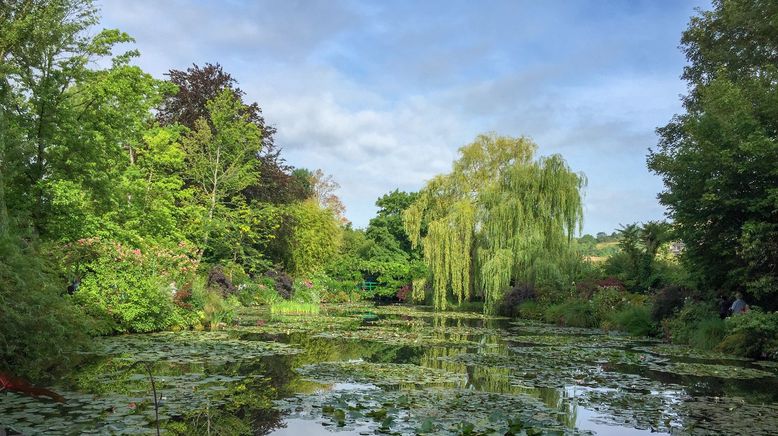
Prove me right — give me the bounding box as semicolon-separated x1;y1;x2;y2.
690;318;726;350
651;285;690;321
207;266;237;297
499;283;536;317
396;284;412;302
198;290;241;329
292;278;322;304
0;234;92;380
544;300;597;328
591;287;627;323
607;305;655;336
74;246;177;333
265;269;294;300
717;310;778;359
64;238;202;334
665;301;718;344
517;301;544;321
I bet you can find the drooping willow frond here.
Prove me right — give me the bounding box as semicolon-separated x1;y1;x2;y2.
404;133;585;312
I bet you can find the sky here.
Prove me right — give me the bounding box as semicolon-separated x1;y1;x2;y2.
98;0;710;235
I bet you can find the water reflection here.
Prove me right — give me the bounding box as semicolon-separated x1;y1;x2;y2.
4;304;778;435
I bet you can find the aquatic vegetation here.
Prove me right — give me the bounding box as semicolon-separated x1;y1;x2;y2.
4;303;778;435
646;362;774;379
633;343;751;361
91;331;300;363
370;304;507;320
270;301;321;315
314;325;490;348
297;360;466;388
277;387;591;435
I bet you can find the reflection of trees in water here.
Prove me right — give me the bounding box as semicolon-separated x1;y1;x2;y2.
417;331;581;429
166;374;285;435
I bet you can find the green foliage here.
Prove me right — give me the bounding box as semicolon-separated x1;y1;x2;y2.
270;301;321;315
690;318;726;351
368;189;419;255
74;246;176;333
665;302;719;345
718;310;778;359
291;277;323;304
405;134;585;312
65;238;201;333
607;305;656;337
285;199;343;276
0;233;92;380
590;287;628;323
517;301;545;321
604;221;674;292
543;300;597;328
201;292;241;328
648;0;778;305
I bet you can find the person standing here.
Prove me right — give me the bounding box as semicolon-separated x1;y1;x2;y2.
729;292;749;315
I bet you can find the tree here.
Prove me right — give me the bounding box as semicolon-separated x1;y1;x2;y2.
309;169;348;224
157;63;308;205
181;89;262;260
607;221;672;292
284;199;343;276
405;134;585;312
367;190;419;255
1;0;171;241
648;0;778;306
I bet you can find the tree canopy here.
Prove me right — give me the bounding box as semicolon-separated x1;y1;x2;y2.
648;0;778;306
405;134;585;312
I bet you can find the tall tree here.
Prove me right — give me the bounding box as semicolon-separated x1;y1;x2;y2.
1;0;168;239
648;0;778;305
181;89;262;259
367;190;419;255
405;134;585;312
157;63;308;204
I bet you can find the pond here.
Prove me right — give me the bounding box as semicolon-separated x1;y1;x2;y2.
2;304;778;435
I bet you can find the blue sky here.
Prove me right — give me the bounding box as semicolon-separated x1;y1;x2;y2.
99;0;709;234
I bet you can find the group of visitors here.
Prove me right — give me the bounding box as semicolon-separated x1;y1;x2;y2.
718;292;750;319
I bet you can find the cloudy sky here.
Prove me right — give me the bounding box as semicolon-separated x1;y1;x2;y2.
98;0;709;235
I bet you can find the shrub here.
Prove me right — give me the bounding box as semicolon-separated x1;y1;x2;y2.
690;318;726;350
74;246;176;333
665;301;718;344
575;279;598;300
200;291;241;329
265;269;294;300
607;305;656;336
64;238;202;334
596;276;626;291
207;266;237;297
717;310;778;358
517;301;544;321
535;285;573;306
499;283;536;317
321;290;353;303
0;234;92;380
651;285;690;321
292;278;322;304
396;284;412;302
591;287;627;324
544;300;597;328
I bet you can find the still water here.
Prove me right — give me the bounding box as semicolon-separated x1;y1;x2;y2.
2;304;777;435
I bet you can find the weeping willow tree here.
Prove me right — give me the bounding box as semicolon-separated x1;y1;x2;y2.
404;134;585;312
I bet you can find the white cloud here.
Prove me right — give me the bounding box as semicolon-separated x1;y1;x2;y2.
96;0;701;233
